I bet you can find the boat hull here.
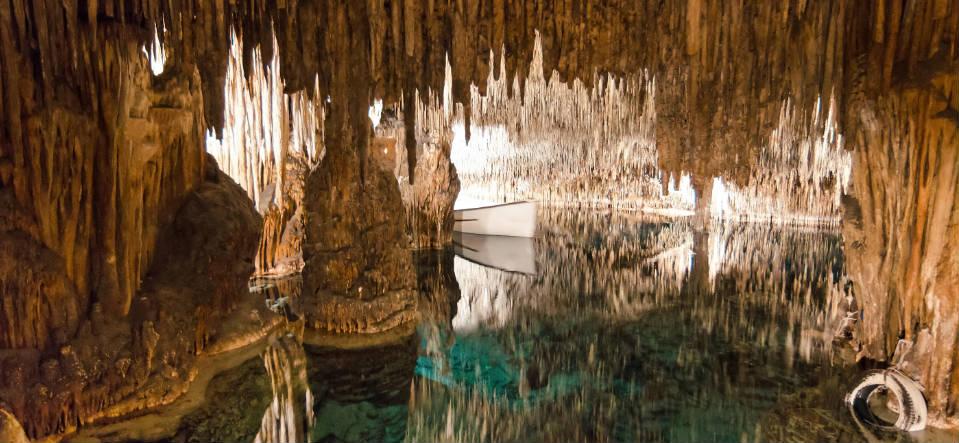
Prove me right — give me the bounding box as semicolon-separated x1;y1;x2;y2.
453;201;537;237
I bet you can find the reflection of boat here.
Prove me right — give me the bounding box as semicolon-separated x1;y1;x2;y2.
453;201;537;237
453;232;536;275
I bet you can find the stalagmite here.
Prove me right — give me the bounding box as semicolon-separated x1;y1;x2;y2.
0;0;956;439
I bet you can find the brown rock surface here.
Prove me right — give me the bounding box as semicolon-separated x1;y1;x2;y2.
379;108;461;250
297;2;418;339
0;192;79;350
300;152;418;336
0;0;958;430
0;157;266;439
405;139;460;249
843;66;959;425
0;408;29;443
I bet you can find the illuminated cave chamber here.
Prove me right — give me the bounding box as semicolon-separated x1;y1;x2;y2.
0;1;956;440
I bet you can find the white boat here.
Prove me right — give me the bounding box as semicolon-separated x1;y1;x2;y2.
453;201;537;237
453;232;537;275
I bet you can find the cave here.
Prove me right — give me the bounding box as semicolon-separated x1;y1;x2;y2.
0;1;957;442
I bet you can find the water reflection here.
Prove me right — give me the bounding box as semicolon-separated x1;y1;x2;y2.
409;210;854;443
171;209;937;443
452;233;536;276
255;336;313;443
304;339;416;442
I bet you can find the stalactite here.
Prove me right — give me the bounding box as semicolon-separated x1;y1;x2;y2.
709;95;852;226
843;67;959;426
207;30;325;275
451;37;666;210
0;0;956;436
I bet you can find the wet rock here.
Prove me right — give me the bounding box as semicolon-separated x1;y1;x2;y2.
0;156;265;440
402;138;460;250
299;2;418;339
300;156;418;336
0;408;29;443
172;357;272;443
254;154;313;276
149;154;263;312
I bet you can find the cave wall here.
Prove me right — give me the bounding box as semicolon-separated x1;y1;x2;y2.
0;27;207;348
844;67;959;423
0;3;261;439
0;156;265;439
0;0;957;432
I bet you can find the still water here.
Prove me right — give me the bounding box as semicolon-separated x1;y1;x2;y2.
159;209;939;443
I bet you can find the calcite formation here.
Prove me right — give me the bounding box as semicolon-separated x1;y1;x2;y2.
843;67;959;424
453;40;665;209
0;0;957;435
0;156;265;439
378;102;462;250
0;408;28;443
299;142;418;335
207;33;324;276
0;32;208;321
0;192;80;350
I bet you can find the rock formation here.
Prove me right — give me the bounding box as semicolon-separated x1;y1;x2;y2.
0;155;266;439
0;0;957;435
0;408;28;443
207;32;324;276
299;138;418;336
378;103;461;250
843;66;959;424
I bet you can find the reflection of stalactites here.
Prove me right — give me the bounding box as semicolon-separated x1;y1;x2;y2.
254;336;314;443
415;250;461;380
702;223;846;363
452;255;521;333
451;211;698;329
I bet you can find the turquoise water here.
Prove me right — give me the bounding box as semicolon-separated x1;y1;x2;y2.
405;211;859;443
162;210;953;443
